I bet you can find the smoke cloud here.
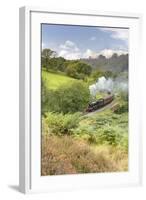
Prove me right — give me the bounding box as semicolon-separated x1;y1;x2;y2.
89;76;128;96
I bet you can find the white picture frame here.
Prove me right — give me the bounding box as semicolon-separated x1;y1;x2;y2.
19;6;142;194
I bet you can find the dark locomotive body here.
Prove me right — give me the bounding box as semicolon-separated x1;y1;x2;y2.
86;94;114;112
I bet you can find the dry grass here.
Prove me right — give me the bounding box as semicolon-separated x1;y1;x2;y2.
41;135;128;176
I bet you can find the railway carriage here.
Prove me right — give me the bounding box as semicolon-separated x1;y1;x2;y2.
86;94;114;112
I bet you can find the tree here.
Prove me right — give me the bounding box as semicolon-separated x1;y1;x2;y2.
76;62;92;76
91;70;105;80
66;63;77;78
41;48;57;70
52;57;66;72
66;61;92;79
58;82;90;113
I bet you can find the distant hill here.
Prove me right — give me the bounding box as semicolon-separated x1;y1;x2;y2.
80;54;128;73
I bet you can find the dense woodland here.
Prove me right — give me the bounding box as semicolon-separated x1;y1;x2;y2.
41;48;128;78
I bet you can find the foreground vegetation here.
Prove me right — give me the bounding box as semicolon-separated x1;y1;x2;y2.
42;102;128;175
41;135;127;175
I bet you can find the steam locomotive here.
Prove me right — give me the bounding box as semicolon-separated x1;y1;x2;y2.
86;94;114;112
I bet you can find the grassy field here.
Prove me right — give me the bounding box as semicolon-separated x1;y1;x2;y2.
42;70;79;90
42;70;108;100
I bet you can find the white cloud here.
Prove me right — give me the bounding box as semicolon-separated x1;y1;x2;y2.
90;36;96;41
59;49;81;60
99;28;129;41
58;40;127;60
59;40;79;51
83;49;98;59
58;40;81;60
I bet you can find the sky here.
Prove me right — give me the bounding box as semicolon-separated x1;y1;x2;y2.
42;24;129;60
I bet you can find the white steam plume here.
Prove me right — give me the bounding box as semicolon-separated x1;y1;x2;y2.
89;76;128;97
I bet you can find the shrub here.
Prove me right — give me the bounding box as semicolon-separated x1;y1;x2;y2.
119;133;128;152
96;126;121;146
41;83;61;115
44;112;81;135
118;91;128;101
72;111;128;149
73;125;97;144
41;81;90;114
114;102;128;114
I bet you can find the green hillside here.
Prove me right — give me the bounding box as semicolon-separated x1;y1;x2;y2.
42;70;79;90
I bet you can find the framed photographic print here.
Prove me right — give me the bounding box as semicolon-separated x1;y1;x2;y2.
19;6;142;193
